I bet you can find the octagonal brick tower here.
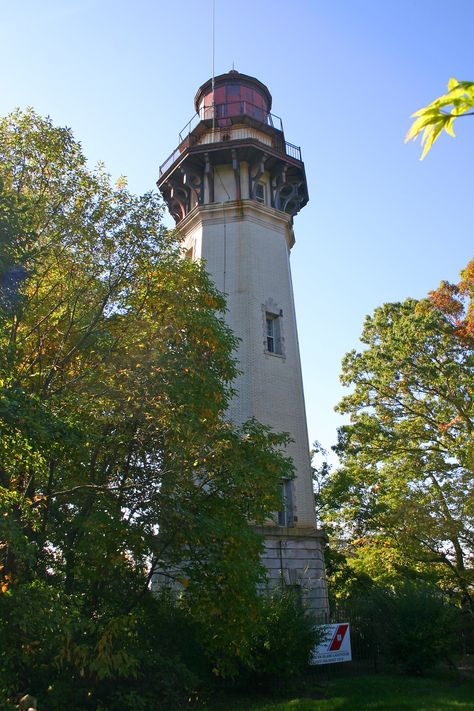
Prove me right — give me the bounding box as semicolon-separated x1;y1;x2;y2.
157;70;328;614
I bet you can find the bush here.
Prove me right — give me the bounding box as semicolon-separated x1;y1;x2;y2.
0;580;74;707
97;590;322;706
237;590;321;690
93;592;207;711
371;583;461;674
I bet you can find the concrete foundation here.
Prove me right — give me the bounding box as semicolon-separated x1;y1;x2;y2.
257;526;329;617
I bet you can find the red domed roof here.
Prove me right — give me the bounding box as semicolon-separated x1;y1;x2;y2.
194;70;272;113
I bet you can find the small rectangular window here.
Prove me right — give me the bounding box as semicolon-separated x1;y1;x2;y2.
255;182;265;204
278;480;294;527
227;84;240;97
265;312;282;355
266;315;275;352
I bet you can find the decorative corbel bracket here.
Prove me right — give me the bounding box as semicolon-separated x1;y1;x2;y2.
168;181;187;222
204;152;214;203
279;178;304;216
231;149;241;200
249;152;268;199
182;166;203;206
271;163;289;209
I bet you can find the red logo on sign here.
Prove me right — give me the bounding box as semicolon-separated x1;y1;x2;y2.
328;624;349;651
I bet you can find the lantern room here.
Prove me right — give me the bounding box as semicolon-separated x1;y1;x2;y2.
194;70;273;127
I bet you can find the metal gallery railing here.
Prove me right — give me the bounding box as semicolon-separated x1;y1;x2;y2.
159;113;302;177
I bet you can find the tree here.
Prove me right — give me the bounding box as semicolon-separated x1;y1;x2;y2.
428;259;474;346
320;288;473;610
0;109;293;705
405;78;474;159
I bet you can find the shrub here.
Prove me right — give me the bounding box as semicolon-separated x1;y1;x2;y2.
238;589;321;689
371;583;461;674
94;592;207;711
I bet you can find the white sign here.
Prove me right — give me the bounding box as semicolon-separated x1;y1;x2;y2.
310;623;352;665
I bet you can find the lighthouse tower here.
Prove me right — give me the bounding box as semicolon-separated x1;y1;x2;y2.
157;71;328;614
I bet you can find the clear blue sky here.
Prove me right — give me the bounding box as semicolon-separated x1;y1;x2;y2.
2;1;473;464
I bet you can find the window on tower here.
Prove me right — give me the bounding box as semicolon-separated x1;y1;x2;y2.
255;182;265;204
227;83;240;97
216;103;227;119
266;314;275;352
265;312;282;355
278;479;294;527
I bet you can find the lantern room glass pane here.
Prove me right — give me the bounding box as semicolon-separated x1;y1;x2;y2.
200;82;269;124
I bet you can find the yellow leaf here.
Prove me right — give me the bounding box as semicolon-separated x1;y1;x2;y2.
445;117;456;138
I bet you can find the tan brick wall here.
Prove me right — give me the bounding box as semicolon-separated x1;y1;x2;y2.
180;199;316;527
178;187;329;615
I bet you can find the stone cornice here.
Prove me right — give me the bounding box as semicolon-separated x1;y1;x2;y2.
253;525;329;543
177;200;296;249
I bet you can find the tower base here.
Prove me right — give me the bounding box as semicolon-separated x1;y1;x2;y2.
255;526;329;619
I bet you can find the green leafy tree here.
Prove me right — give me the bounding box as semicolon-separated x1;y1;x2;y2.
405;78;474;158
321;293;473;610
0;109;293;706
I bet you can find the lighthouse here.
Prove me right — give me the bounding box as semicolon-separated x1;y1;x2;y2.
157;71;328;614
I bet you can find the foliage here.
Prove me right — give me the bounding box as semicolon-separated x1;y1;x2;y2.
371;583;460;674
321;543;376;609
429;258;474;346
93;593;206;711
0;580;74;705
240;591;321;689
0;109;293;706
312;444;376;608
320;287;474;610
342;581;460;675
405;78;474;158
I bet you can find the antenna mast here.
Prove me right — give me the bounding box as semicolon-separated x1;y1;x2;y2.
212;0;216;132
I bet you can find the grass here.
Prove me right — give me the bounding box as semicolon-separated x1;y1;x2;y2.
201;672;474;710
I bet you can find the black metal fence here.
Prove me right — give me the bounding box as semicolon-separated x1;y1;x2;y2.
311;603;474;677
311;606;379;676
